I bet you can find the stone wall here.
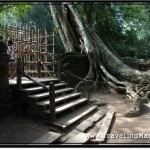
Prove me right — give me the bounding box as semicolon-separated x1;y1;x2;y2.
0;53;11;118
123;57;150;71
59;52;89;87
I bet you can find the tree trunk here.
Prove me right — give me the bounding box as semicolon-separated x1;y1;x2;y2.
83;2;94;27
50;2;150;117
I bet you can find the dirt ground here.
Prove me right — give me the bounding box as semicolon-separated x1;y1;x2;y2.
0;86;150;145
90;87;150;144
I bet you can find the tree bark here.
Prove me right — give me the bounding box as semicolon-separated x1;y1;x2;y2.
83;2;94;27
50;2;150;117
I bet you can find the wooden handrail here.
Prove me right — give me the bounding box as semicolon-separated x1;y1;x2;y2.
65;70;87;82
63;70;92;102
19;70;49;91
16;57;56;121
65;70;94;83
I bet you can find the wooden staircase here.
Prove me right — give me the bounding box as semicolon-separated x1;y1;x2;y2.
18;78;97;130
31;109;115;144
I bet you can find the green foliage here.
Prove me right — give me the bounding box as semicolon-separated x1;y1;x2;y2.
18;3;64;58
0;2;64;58
0;2;150;60
0;2;32;26
76;2;150;59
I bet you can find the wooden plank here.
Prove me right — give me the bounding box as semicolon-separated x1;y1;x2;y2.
36;93;81;106
31;77;58;83
44;98;87;114
95;110;115;143
27;88;74;99
20;83;67;93
55;87;73;94
32;131;61;144
53;105;97;130
49;82;56;122
56;98;87;114
64;132;90;144
61;108;106;142
9;77;58;86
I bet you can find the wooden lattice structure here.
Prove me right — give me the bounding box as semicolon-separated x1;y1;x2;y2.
3;25;55;78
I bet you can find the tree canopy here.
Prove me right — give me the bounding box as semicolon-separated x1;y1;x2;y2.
0;2;150;59
76;2;150;59
0;2;64;58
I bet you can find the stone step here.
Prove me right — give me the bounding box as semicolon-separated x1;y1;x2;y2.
64;132;90;144
95;110;115;143
27;88;74;100
61;108;107;142
20;82;67;94
31;131;61;144
36;93;81;107
50;105;97;130
44;97;88;114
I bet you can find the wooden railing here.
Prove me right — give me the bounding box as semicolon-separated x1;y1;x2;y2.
16;57;56;122
56;58;92;102
62;70;91;102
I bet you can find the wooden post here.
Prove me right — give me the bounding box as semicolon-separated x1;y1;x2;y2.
49;82;56;122
58;61;61;81
16;57;22;116
52;31;55;75
45;29;48;78
37;60;41;78
17;57;22;89
22;56;25;72
85;80;90;103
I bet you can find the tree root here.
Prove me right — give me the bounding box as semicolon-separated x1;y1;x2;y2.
50;2;150;118
123;100;142;117
124;108;141;117
123;84;150;117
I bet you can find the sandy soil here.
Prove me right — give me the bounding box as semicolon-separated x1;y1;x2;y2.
90;88;150;144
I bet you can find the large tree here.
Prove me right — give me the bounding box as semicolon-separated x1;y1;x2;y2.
50;2;150;117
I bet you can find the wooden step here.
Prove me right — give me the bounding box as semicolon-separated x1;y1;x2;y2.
31;131;61;144
9;77;59;86
36;93;81;107
64;132;90;144
50;105;97;130
27;88;74;100
20;83;67;93
61;108;107;142
44;97;88;114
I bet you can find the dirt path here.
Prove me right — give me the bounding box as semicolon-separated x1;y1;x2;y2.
90;88;150;144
